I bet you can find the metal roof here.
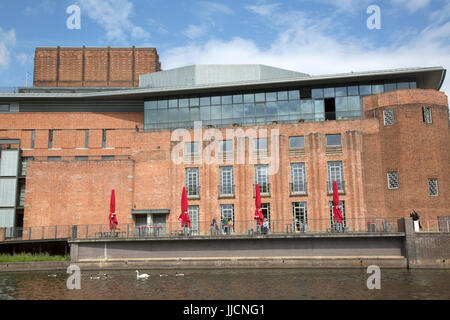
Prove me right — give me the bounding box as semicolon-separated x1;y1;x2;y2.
0;66;445;101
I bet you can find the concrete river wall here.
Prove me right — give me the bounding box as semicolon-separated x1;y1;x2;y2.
69;219;448;269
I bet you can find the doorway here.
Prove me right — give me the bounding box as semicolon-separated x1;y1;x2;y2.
325;98;336;120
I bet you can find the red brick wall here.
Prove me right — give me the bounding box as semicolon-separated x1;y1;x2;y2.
0;89;448;230
363;89;449;221
33;47;161;87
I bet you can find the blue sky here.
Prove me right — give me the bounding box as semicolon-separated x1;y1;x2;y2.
0;0;449;96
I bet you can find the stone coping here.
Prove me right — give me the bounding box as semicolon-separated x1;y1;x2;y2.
69;232;406;243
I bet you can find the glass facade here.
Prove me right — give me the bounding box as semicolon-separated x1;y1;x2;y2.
144;80;417;131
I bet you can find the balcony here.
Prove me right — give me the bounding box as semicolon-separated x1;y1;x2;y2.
290;182;307;195
184;152;201;164
253;183;271;197
327;180;345;194
218;185;235;198
186;185;200;199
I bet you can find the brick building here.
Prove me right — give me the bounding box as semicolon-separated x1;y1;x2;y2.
0;49;448;237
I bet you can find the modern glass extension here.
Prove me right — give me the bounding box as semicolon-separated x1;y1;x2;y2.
144;79;416;131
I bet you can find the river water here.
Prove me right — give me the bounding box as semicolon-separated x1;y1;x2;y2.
0;268;448;300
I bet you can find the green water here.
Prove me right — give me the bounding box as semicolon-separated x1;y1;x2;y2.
0;268;448;300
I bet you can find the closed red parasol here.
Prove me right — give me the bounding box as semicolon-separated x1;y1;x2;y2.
254;184;264;226
332;181;344;224
179;187;191;228
109;189;118;229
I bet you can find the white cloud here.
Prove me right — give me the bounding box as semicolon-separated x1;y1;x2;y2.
162;8;450;97
245;3;281;16
0;27;16;69
78;0;150;43
183;24;208;39
391;0;432;13
16;53;28;66
198;1;234;15
23;0;56;16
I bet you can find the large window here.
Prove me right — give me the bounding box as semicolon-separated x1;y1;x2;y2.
188;205;200;235
254;138;268;151
329;201;346;225
326;134;341;147
255;165;269;194
143;80;415;131
289;136;304;149
292;202;308;232
186;168;199;196
219;166;234;196
290;163;306;194
220;204;234;232
261;203;271;223
328;161;344;192
383;109;394;126
219;140;233;153
185;142;200;155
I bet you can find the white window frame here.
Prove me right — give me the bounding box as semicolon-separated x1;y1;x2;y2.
185;167;199;195
290;163;306;193
188;205;200;234
327;161;344;192
219;166;234;195
255;165;269;193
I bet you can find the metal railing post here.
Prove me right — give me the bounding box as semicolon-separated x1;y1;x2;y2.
127;224;129;238
28;227;31;240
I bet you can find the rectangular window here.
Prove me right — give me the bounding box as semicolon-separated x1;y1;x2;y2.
423;107;432;124
19;183;25;207
328;161;344;192
329;200;346;225
185;142;199;155
255;165;269;194
290;163;306;194
428;178;438;196
102;129;107;149
219;140;233;153
219;166;234;196
75;156;88;161
188;205;200;235
47;156;61;161
30;130;35;149
85;130;89;149
220;204;234;231
289;136;304;149
186;168;199;196
21;157;34;176
383;109;394;126
387;172;399;189
254;138;268;151
261;203;271;223
102;156;115;160
292;202;308;232
326;134;341;146
48;129;53;149
0;105;10;112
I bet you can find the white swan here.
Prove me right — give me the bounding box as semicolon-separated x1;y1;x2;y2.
136;270;150;279
175;272;184;277
159;273;168;277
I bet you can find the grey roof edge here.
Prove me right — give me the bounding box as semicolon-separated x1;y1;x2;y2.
0;66;445;100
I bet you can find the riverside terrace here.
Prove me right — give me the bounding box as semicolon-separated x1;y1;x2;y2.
1;217;449;242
